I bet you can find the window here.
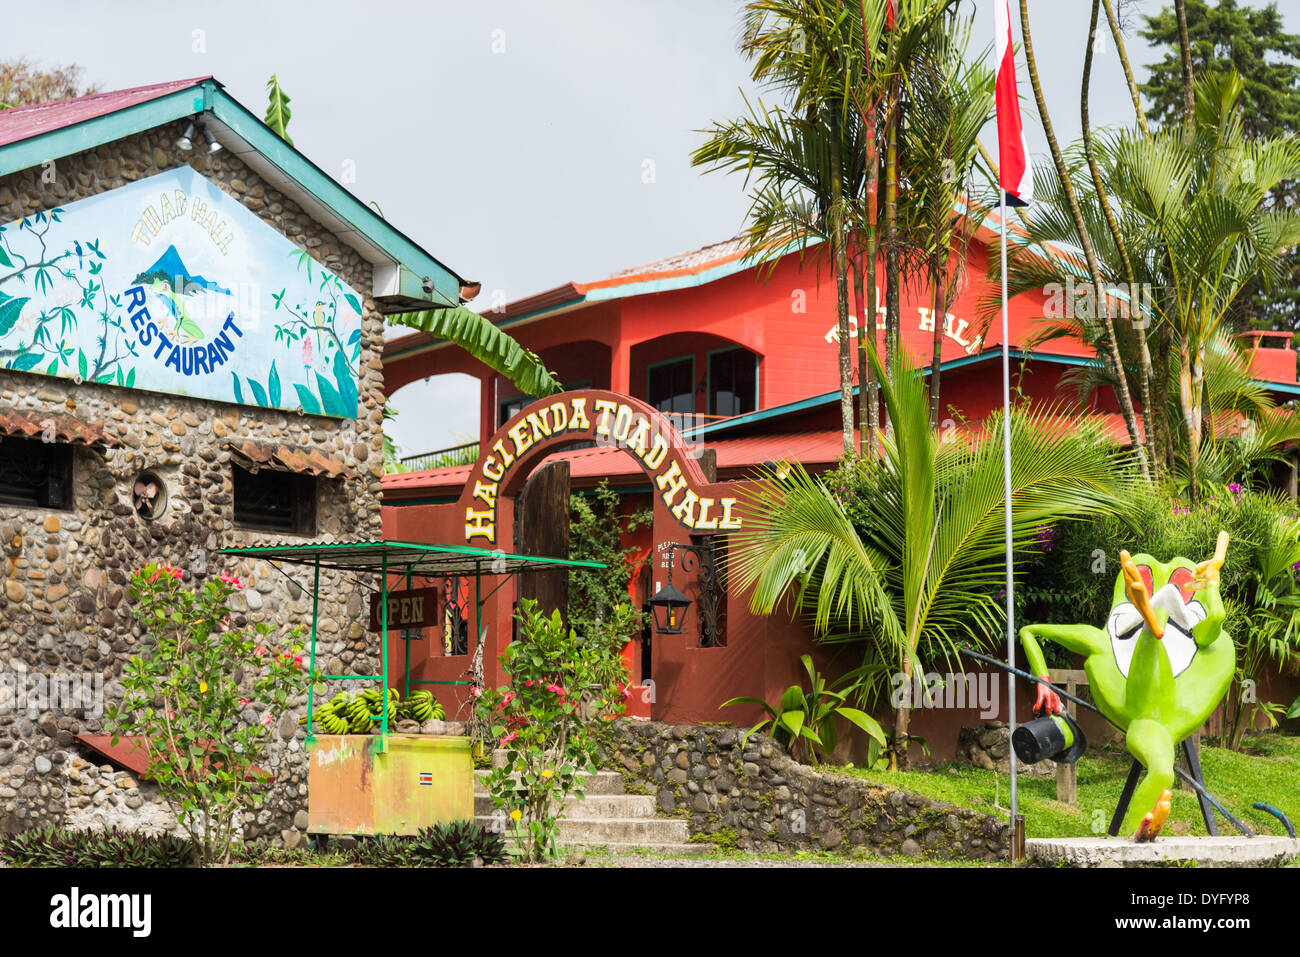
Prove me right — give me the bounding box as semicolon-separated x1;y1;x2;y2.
0;437;73;509
708;348;758;418
647;356;695;415
232;465;316;535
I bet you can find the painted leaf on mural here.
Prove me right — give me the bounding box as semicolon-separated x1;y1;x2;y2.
0;294;29;338
268;360;282;408
0;166;362;417
294;383;321;415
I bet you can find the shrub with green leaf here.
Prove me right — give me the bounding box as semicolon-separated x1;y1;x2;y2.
475;598;638;861
723;654;885;765
0;826;196;868
102;563;309;865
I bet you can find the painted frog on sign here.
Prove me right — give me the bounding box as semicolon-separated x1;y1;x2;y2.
1018;532;1234;841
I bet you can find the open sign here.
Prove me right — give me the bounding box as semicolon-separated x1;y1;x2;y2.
368;587;440;632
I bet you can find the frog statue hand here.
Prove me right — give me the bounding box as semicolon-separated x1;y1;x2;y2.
1018;531;1234;842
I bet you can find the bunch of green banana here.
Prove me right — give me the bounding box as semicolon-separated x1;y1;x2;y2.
399;689;446;724
301;691;353;734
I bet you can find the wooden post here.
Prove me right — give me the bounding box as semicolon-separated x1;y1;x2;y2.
1047;668;1087;805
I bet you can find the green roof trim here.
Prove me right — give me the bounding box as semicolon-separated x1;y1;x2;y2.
0;79;464;309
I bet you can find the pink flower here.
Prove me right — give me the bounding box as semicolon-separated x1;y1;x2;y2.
471;686;483;698
546;683;567;697
238;698;250;707
219;570;244;590
618;683;632;699
502;692;516;705
165;710;176;720
499;731;517;747
293;655;303;669
260;712;274;727
219;617;231;633
254;646;268;658
523;680;535;687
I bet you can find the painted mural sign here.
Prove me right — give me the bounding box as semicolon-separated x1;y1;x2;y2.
457;390;743;546
0;166;362;417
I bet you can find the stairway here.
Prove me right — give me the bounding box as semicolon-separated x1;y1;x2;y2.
474;767;703;856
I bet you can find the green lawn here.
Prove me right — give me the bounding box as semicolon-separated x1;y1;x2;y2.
826;733;1300;840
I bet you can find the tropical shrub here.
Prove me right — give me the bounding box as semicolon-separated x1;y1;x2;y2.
722;654;885;765
0;826;196;868
474;598;638;861
410;820;508;866
102;563;309;865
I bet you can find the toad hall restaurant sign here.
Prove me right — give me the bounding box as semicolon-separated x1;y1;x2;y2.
457;390;744;546
0;166;362;418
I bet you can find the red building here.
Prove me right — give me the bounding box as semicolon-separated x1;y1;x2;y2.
380;215;1300;758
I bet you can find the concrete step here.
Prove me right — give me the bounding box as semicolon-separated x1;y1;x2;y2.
474;769;626;796
475;792;655;819
562;841;711;857
475;815;690;845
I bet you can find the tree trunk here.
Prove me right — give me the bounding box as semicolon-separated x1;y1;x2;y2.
885;94;900;375
858;111;881;457
1020;0;1150;481
894;656;912;771
831;132;855;455
1083;0;1158;476
1175;0;1196;136
928;251;945;429
1101;0;1151;137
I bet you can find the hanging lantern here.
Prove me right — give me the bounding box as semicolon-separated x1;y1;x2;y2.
648;581;691;635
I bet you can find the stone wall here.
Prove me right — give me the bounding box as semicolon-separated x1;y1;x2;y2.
604;721;1010;862
0;121;389;841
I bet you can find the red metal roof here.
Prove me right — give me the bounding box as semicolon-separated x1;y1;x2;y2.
0;77;212;147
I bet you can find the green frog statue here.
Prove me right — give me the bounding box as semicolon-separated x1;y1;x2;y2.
1018;531;1233;841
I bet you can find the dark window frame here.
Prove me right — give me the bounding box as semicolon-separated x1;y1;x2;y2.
232;465;317;536
0;436;74;510
706;346;759;418
646;354;696;415
498;378;593;429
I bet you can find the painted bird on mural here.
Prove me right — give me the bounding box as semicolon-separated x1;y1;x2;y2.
312;301;326;353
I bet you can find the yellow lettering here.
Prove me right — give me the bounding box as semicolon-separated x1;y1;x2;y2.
491;438;514;470
593;399;618;436
173;189;187;217
569;398;591;432
644;434;668;470
527;411;551;442
612;404;633;442
465;508;495;541
656;460;689;507
482;456;504;482
671;490;699;527
549;401;568;431
509;421;533;457
719;498;742;530
696;498;717;529
627;415;651;458
473;480;498;507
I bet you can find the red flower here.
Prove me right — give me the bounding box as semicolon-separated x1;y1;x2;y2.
499;731;517;747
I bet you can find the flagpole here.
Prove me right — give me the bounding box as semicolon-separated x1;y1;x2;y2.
1000;193;1017;839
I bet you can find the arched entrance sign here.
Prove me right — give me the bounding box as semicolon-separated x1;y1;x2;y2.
457;390;743;547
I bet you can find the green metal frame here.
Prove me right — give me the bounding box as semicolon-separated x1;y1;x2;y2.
216;540;605;752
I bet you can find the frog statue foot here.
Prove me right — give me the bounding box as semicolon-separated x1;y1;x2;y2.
1133;789;1173;843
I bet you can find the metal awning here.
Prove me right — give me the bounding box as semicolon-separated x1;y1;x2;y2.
215;538;605;576
227;439;357;479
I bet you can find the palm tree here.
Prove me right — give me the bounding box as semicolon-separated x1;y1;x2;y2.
696;0;871;454
730;345;1134;767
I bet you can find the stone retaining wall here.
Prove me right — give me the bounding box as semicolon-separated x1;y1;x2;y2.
603;721;1010;862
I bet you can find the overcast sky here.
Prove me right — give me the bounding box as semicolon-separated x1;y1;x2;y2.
4;1;1296;454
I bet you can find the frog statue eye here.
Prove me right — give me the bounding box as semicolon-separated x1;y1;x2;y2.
1168;566;1196;603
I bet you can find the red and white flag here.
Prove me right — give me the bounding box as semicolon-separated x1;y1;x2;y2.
994;0;1032;206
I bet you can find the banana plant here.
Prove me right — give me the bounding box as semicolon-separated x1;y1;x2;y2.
264;74;293;145
723;654;885;765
